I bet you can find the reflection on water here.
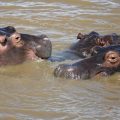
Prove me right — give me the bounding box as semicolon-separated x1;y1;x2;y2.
0;0;120;119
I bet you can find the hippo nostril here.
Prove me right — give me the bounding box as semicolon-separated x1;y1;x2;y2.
11;33;21;43
15;37;20;40
36;45;41;49
11;32;20;39
15;36;21;43
103;51;120;68
42;38;50;45
111;57;116;59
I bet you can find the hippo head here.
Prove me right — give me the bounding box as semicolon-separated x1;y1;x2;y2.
54;45;120;80
71;31;119;57
0;26;24;53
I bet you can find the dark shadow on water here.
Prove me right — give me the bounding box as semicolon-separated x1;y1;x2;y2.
49;50;81;62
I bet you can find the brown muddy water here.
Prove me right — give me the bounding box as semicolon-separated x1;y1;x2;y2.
0;0;120;120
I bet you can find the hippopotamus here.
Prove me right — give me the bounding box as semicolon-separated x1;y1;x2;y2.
71;31;120;57
49;31;120;62
54;45;120;80
0;26;52;66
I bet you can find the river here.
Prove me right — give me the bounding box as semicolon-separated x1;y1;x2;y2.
0;0;120;120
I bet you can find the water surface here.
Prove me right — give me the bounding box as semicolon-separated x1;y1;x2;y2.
0;0;120;120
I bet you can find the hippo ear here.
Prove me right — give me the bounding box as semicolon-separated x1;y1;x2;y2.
102;35;113;44
95;38;106;46
96;35;113;47
102;51;120;68
77;33;85;39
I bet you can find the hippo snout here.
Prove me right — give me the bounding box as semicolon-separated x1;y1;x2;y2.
36;37;52;59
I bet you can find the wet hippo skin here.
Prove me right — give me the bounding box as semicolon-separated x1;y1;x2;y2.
0;26;52;66
54;45;120;80
71;31;120;58
20;33;52;59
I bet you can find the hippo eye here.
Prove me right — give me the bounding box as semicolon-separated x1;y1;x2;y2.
77;33;85;39
103;51;120;68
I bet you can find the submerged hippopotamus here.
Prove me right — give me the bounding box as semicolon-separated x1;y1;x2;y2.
0;26;52;66
71;31;120;57
54;45;120;80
